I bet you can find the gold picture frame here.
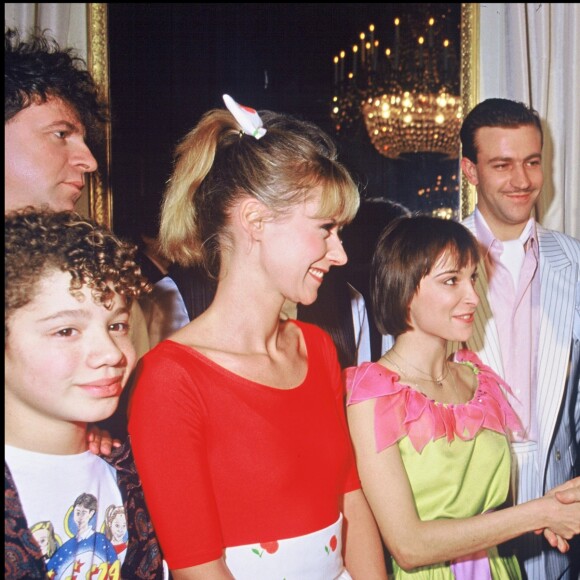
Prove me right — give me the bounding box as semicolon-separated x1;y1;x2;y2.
86;3;479;227
460;2;479;219
86;3;112;228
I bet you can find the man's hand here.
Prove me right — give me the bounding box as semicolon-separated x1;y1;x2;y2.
537;477;580;552
553;477;580;504
87;425;122;456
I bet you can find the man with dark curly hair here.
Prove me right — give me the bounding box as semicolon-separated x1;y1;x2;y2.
5;27;107;212
4;208;166;579
5;27;151;370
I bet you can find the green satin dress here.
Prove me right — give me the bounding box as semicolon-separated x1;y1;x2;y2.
345;350;523;580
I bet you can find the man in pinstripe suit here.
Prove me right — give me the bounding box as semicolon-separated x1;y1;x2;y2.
457;98;580;579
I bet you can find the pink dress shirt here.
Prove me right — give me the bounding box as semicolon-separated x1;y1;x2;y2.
474;210;540;441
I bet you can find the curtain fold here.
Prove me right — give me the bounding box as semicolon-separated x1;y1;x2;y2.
5;3;87;59
479;3;580;238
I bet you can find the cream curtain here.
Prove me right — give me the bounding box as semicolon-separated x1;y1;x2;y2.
5;3;87;58
5;3;90;216
479;3;580;238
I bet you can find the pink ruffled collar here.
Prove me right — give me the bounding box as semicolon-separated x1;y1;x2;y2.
344;350;522;453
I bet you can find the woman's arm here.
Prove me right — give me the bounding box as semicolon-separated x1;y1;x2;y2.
341;488;389;579
347;399;580;572
171;558;234;580
129;355;225;571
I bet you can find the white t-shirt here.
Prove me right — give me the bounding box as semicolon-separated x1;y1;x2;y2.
5;445;126;580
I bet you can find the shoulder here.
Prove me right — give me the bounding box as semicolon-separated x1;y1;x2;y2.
454;349;503;384
131;340;209;406
135;340;193;383
290;318;331;340
290;318;337;356
139;339;199;373
104;440;136;477
454;348;485;368
109;448;166;579
5;462;46;578
461;213;476;232
344;362;401;405
344;364;438;453
454;349;521;412
537;225;580;260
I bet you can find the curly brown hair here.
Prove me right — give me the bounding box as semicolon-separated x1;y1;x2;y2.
5;208;150;336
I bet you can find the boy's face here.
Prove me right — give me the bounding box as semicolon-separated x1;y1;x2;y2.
4;96;98;213
5;270;136;435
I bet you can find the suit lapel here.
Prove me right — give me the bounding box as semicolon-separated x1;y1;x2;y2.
536;227;576;474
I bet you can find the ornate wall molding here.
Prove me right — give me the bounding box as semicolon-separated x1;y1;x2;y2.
460;3;479;219
87;3;112;228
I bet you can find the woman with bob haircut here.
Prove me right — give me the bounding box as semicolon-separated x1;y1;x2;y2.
345;215;580;579
128;95;387;579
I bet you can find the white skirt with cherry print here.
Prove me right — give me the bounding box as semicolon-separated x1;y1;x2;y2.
224;513;352;579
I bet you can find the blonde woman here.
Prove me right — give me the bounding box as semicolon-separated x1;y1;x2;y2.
129;96;387;579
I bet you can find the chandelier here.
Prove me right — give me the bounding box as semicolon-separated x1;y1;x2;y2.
331;12;462;159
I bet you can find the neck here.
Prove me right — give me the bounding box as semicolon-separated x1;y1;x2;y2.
477;206;532;241
391;334;448;377
5;412;88;455
197;280;288;354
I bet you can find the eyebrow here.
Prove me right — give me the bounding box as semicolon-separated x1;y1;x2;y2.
37;305;129;323
487;152;542;164
433;269;459;278
309;216;337;224
433;263;477;277
44;120;84;135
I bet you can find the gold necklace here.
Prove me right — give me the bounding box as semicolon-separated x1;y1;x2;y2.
382;352;461;401
389;348;449;386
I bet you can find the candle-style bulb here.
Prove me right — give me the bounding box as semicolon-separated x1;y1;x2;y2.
428;17;435;47
443;39;450;73
360;32;366;64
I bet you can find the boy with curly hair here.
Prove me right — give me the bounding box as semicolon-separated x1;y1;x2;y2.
4;208;166;579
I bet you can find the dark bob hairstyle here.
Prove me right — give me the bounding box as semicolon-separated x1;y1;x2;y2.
371;215;480;337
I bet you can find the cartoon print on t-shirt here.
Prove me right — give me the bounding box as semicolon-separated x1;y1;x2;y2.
30;520;62;561
103;504;128;555
46;492;120;580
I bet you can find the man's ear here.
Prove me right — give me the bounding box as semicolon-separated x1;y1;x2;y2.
460;157;479;186
239;198;270;240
